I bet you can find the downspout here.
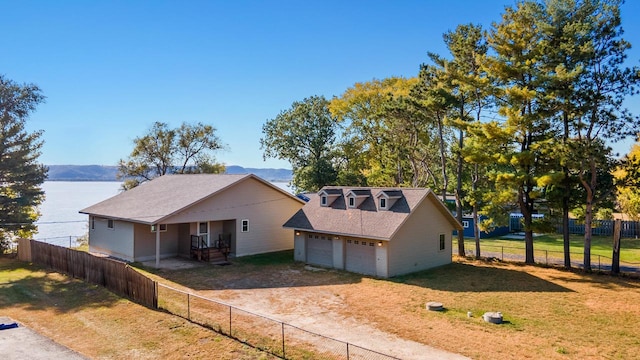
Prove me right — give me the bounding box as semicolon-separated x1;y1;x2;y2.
155;225;160;268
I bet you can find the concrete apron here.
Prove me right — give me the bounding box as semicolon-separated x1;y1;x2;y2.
0;317;87;360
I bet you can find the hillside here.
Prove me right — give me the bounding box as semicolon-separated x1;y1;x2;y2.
46;165;292;182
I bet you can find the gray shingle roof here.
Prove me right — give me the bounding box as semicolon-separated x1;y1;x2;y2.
80;174;294;224
283;186;462;240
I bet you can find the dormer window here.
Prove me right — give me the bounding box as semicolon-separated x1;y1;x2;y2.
376;190;402;211
345;189;371;209
318;188;342;207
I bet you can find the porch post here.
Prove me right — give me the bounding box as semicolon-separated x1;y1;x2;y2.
155;225;160;268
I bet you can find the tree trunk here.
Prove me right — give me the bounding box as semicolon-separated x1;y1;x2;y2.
473;205;481;259
562;111;571;269
436;114;448;202
518;187;535;264
562;193;571;268
612;219;621;274
455;129;465;256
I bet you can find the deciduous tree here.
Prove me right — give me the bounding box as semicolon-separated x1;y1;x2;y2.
118;121;225;189
261;95;338;192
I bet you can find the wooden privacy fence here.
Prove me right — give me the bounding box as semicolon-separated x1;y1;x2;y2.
17;239;156;308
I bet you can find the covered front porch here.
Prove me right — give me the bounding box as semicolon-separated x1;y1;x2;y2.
134;219;237;267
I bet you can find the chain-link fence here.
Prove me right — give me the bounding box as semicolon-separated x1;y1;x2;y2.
157;283;399;360
460;242;640;273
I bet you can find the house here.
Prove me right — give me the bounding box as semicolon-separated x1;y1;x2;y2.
80;174;305;266
283;186;462;278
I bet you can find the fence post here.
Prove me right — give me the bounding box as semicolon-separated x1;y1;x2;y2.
281;322;285;359
229;306;232;337
347;343;350;360
598;255;601;271
501;247;504;261
545;250;548;265
69;236;72;248
187;293;191;320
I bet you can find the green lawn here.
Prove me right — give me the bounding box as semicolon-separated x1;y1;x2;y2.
455;233;640;265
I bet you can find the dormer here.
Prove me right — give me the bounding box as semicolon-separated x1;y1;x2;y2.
375;190;403;211
345;189;370;209
318;188;342;207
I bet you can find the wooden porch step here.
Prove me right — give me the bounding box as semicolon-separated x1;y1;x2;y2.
199;247;228;264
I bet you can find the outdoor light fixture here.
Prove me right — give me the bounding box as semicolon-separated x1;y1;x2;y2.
378;241;383;247
295;231;301;236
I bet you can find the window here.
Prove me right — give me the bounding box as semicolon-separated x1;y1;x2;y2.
369;242;374;246
347;239;352;244
107;219;114;230
241;219;249;232
379;198;387;209
439;234;445;251
354;240;359;245
348;197;355;207
308;234;312;238
321;196;327;206
199;222;208;234
362;241;366;246
151;224;167;232
462;221;469;228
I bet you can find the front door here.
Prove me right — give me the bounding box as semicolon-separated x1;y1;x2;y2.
198;222;210;247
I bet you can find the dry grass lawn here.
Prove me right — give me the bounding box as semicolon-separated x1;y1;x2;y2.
139;251;640;360
3;250;640;360
0;256;276;360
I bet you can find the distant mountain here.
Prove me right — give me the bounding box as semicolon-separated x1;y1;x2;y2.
225;166;292;182
47;165;120;181
45;165;292;182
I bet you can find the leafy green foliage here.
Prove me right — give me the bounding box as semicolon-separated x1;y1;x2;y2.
0;75;47;250
118;121;225;189
261;95;338;192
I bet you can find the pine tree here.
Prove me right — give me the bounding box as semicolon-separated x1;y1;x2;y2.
0;75;47;250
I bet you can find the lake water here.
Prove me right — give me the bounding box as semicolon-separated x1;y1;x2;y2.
34;180;292;247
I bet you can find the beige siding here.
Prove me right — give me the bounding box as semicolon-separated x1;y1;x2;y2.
88;217;134;261
133;223;180;262
387;198;453;277
165;177;302;257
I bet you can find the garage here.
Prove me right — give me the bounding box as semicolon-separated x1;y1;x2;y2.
306;234;333;267
345;239;376;276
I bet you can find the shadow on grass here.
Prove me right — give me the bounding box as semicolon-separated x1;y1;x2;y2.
392;262;573;293
136;250;364;291
0;258;122;313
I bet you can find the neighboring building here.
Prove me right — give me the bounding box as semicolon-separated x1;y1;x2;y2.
283;187;462;278
80;174;304;266
456;215;510;238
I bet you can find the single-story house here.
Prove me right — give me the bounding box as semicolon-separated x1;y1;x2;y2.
283;186;463;278
80;174;304;266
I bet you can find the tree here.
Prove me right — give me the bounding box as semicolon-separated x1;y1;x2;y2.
570;0;640;271
615;142;640;220
483;1;554;264
329;77;429;188
118;121;225;189
261;95;338;192
0;75;47;251
425;23;491;257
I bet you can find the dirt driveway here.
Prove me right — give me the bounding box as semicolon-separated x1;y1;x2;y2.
146;256;468;360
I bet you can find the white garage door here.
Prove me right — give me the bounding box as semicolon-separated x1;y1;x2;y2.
307;235;333;268
345;239;376;276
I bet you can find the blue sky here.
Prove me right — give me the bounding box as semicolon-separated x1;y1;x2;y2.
2;0;639;169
